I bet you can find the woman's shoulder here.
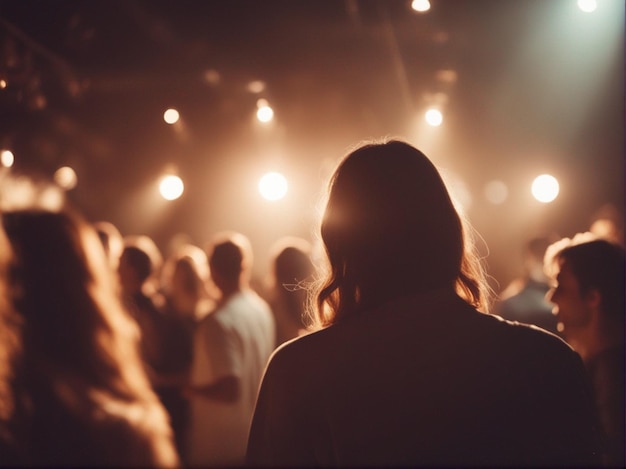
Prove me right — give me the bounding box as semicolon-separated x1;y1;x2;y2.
265;326;339;375
482;310;570;349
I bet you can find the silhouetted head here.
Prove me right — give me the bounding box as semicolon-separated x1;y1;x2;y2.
207;232;252;292
546;237;625;320
270;237;315;290
161;244;210;317
316;139;486;325
118;235;162;296
269;237;315;328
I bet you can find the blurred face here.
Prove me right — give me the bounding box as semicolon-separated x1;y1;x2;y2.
170;263;199;316
546;261;592;339
117;253;140;294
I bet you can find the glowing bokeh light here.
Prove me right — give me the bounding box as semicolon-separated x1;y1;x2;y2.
531;174;559;203
54;166;77;190
203;69;221;86
258;172;288;201
163;108;180;125
1;149;14;167
577;0;597;13
0;79;7;89
411;0;431;12
484;180;509;204
425;108;443;126
256;99;274;123
159;175;184;200
247;80;266;93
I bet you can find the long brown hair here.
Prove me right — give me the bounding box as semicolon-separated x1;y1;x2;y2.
2;206;178;466
314;139;490;327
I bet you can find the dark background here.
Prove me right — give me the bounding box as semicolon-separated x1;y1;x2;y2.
1;0;623;292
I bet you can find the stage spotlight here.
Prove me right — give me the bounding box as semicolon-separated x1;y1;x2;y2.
1;150;14;168
54;166;77;190
258;172;287;201
411;0;431;13
577;0;597;13
425;108;443;126
531;174;559;203
484;180;509;204
163;108;180;125
256;99;274;123
159;174;184;200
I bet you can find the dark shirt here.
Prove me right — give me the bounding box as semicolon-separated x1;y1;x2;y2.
586;345;625;466
247;290;600;467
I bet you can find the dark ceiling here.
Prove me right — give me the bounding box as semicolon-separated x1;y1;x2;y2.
0;0;623;286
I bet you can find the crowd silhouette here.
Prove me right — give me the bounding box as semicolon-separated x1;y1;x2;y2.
0;138;623;467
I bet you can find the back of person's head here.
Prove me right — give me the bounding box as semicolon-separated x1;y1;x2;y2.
316;138;487;325
0;177;177;466
161;244;210;316
2;206;177;466
270;236;314;289
547;236;625;320
207;231;252;287
2;208;149;397
119;235;162;294
269;237;315;328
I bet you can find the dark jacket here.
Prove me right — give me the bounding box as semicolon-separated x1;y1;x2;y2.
247;289;600;467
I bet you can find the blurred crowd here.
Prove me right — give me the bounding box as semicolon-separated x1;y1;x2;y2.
0;140;623;467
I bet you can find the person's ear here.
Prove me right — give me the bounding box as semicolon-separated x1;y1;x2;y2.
584;288;601;311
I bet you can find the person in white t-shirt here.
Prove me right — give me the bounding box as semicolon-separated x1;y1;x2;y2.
186;231;275;467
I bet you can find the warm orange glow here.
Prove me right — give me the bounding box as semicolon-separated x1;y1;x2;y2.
163;108;180;125
54;166;78;190
531;174;559;203
425;108;443;126
247;80;266;93
411;0;431;13
484;180;508;204
259;172;288;201
256;99;274;123
1;149;14;168
159;175;184;200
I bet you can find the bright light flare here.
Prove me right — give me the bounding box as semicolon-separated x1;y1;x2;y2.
54;166;77;190
425;108;443;126
411;0;431;12
258;172;288;201
1;149;14;168
163;108;180;125
577;0;597;13
256;99;274;123
531;174;559;203
159;175;184;200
